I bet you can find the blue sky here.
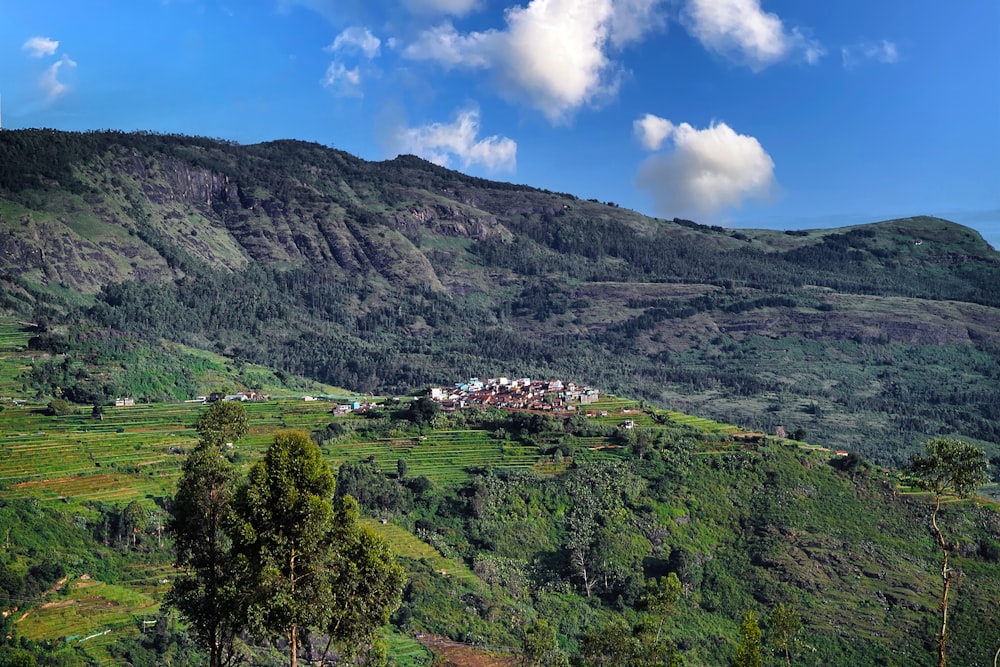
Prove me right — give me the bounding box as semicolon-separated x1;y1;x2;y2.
2;0;998;249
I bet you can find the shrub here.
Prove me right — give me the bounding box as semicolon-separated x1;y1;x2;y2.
46;399;75;416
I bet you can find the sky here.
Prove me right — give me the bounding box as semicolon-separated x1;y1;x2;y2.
1;1;998;249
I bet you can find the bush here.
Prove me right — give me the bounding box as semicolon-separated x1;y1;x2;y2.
46;399;75;416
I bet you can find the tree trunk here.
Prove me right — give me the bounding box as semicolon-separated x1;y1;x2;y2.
932;495;950;667
290;547;297;667
571;549;592;599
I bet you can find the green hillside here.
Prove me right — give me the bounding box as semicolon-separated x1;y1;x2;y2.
1;128;999;664
1;388;999;665
1;130;998;466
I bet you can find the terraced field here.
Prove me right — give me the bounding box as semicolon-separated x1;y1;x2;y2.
0;319;34;399
326;429;544;484
1;324;762;664
15;576;163;664
363;518;478;583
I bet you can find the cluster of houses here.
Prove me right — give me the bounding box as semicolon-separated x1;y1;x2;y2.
207;391;269;403
428;377;600;412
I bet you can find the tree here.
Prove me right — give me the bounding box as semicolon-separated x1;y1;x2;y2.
232;430;334;667
315;495;405;664
767;603;801;667
167;445;242;667
232;430;403;667
580;617;641;666
643;572;682;643
522;618;563;667
733;610;762;667
196;401;249;448
404;396;439;426
907;438;988;667
45;399;73;416
123;500;148;547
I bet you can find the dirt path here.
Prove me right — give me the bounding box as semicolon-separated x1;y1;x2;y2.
416;634;519;667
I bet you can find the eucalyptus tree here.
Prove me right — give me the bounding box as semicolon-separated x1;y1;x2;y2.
907;438;988;667
231;430;403;667
195;400;249;448
767;603;801;667
733;610;762;667
168;400;249;667
167;445;242;667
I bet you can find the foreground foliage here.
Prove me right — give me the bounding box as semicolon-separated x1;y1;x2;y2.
2;392;998;665
168;405;405;667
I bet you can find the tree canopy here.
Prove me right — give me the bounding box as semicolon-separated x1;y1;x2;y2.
170;428;404;667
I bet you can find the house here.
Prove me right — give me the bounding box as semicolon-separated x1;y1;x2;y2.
115;397;135;407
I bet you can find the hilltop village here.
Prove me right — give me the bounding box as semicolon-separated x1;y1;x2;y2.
427;377;600;412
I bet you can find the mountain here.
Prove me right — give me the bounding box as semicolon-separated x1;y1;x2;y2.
2;129;999;466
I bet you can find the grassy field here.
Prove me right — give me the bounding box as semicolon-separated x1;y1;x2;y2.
363;518;478;583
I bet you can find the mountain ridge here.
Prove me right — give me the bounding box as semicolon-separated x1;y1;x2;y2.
1;129;998;465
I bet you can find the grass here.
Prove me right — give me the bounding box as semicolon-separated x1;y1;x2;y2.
363;518;478;583
16;577;159;645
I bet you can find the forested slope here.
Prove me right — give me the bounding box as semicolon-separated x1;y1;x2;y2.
1;129;999;464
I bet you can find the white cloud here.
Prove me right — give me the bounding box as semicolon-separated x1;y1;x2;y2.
395;109;517;173
328;26;381;59
842;40;899;69
404;0;667;123
23;36;59;58
634;113;675;151
802;36;826;65
635;118;775;216
681;0;821;70
322;62;362;94
40;55;76;102
403;22;493;68
403;0;481;17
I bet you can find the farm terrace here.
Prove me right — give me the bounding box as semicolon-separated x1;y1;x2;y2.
428;377;599;412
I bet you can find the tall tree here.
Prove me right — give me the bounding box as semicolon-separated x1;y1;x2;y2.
232;430;403;667
733;610;762;667
767;603;801;667
315;495;405;664
643;572;682;644
167;444;242;667
232;430;334;667
907;438;988;667
196;400;249;449
123;500;148;547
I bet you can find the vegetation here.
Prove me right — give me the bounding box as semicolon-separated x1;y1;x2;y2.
170;423;406;667
1;387;999;665
1;129;1000;665
906;438;990;667
0;130;998;466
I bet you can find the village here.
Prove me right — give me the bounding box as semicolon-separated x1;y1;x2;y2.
427;376;600;412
